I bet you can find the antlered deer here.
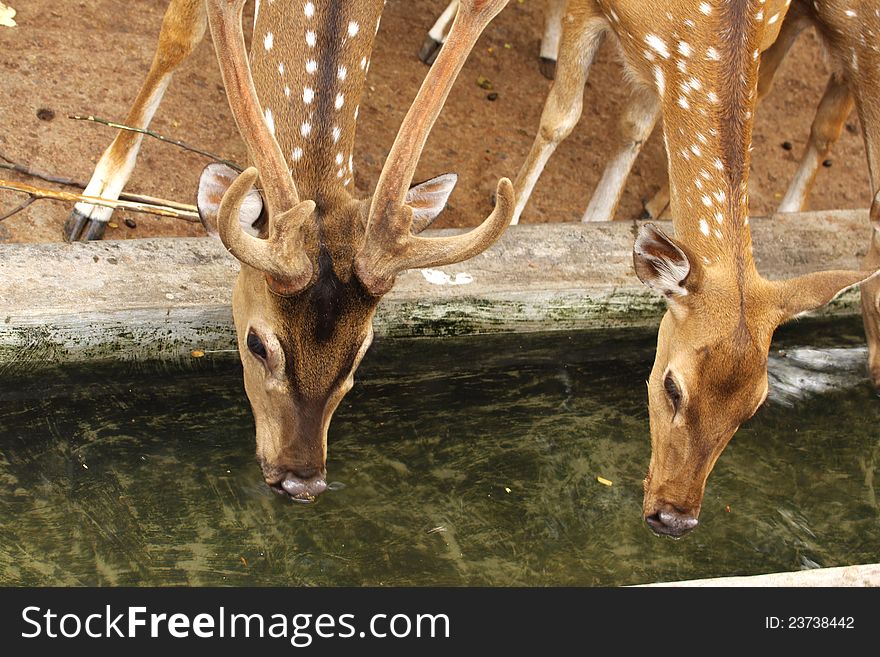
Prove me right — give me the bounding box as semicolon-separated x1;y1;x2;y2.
68;0;514;501
515;0;880;536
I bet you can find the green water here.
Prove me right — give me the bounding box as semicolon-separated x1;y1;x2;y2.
0;322;878;586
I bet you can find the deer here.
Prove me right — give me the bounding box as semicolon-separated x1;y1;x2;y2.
420;0;567;79
511;0;880;537
511;0;857;226
67;0;514;501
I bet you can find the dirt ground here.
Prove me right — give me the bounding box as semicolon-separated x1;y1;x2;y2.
0;0;873;244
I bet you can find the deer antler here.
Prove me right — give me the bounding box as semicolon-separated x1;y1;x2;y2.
206;0;313;292
218;168;316;294
356;0;514;295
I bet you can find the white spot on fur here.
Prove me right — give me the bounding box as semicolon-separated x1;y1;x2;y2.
348;21;360;37
654;66;665;96
303;87;315;104
699;2;711;15
306;30;316;47
706;47;720;61
645;34;670;59
304;2;315;18
338;65;347;81
264;108;275;136
699;219;710;236
301;122;312;138
264;32;274;51
306;59;318;74
335;93;345;110
292;147;303;162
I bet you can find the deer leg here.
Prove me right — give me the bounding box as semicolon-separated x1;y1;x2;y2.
582;84;658;222
841;46;880;388
778;73;854;212
539;0;566;80
419;1;458;65
64;0;207;241
511;15;607;224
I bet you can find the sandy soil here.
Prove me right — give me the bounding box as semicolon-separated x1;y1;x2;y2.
0;0;873;244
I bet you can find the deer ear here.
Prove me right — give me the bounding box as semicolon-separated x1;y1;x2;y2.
773;268;880;324
197;163;265;238
405;173;458;234
633;223;692;299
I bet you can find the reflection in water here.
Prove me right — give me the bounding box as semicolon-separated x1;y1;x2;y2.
0;322;878;586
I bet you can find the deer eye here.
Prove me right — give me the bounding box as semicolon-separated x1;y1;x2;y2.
664;373;682;413
246;330;267;359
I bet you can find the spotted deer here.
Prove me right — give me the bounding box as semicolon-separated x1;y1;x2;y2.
420;0;566;79
512;1;867;228
70;0;514;501
514;0;880;536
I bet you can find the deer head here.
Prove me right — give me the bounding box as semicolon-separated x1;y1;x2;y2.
623;0;880;536
634;223;879;535
197;0;513;501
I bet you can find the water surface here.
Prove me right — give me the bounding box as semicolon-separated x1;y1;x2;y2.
0;321;878;586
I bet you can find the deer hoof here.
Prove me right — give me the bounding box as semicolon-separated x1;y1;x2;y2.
539;57;557;80
418;36;442;65
63;208;108;242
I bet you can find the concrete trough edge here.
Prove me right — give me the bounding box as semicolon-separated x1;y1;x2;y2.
638;562;880;587
0;210;874;365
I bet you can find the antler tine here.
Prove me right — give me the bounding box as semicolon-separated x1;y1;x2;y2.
218;167;316;294
205;0;299;216
356;0;513;295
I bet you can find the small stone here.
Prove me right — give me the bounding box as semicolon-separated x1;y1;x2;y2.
165;293;175;300
124;218;137;229
781;141;792;151
822;159;833;168
191;349;205;358
36;108;55;121
487;92;498;101
108;222;118;229
476;75;493;90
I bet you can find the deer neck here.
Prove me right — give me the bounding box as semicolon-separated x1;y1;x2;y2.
250;1;383;204
658;0;767;279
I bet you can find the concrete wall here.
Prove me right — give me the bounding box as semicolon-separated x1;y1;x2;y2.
642;563;880;587
0;210;873;364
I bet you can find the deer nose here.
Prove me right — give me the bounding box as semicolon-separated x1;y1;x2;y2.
645;506;699;537
278;468;328;503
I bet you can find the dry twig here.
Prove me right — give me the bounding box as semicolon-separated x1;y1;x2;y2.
0;179;200;222
68;114;242;172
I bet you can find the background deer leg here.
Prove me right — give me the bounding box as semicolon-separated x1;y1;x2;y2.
64;0;207;241
418;1;458;65
641;6;807;220
778;73;854;212
539;0;566;80
511;14;606;224
582;84;658;222
847;61;880;388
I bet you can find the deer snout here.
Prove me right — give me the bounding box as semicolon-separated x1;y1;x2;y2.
644;503;699;538
263;463;328;503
